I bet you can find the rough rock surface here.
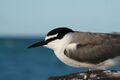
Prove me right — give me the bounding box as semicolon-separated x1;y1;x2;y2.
48;70;120;80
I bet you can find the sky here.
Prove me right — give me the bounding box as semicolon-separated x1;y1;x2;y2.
0;0;120;37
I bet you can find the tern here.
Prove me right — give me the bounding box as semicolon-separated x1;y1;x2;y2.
28;27;120;70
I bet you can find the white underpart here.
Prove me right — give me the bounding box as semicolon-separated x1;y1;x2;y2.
45;33;58;41
44;33;120;70
96;56;120;69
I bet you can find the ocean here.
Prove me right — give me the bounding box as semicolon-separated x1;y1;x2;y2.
0;37;120;80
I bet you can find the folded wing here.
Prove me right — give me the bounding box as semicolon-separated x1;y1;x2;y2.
64;32;120;64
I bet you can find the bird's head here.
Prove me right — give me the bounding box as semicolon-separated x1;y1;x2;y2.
28;27;74;50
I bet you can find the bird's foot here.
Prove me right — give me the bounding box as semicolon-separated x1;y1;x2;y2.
83;69;104;80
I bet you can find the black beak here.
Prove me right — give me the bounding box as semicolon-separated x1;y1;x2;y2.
28;40;46;48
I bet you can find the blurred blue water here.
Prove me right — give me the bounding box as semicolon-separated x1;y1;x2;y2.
0;38;120;80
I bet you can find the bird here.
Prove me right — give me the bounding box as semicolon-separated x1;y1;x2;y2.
28;27;120;70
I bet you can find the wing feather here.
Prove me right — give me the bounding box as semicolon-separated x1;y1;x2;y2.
64;32;120;64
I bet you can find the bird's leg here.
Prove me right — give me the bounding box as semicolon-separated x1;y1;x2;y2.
83;69;104;80
83;69;92;80
87;69;92;79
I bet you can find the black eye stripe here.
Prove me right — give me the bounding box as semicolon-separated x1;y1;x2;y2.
45;37;58;44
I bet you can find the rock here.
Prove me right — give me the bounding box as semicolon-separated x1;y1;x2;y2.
48;70;120;80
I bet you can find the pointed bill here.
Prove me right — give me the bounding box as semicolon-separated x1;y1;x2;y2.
28;40;46;48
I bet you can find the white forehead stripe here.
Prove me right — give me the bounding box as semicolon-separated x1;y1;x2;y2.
45;33;58;41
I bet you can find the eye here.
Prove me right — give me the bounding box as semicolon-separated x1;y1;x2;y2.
45;33;58;41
